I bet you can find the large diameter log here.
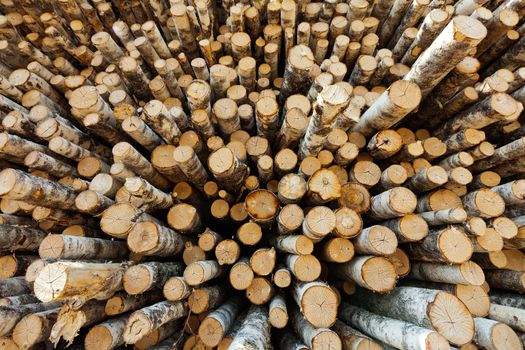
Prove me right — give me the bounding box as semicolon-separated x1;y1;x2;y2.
38;234;129;260
351;287;475;345
339;303;450;350
351;80;421;136
228;305;272;350
198;295;247;347
0;169;77;210
331;256;397;292
123;262;184;295
0;302;63;337
403;16;487;97
292;281;338;328
123;301;188;344
34;261;128;302
0;224;46;254
12;308;60;349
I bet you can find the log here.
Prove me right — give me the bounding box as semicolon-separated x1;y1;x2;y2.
12;308;60;349
189;284;226;313
84;314;129;350
100;203;161;238
351;287;475;345
331;256;397;292
123;301;188;344
127;221;186;257
105;291;163;316
228;305;271;350
183;260;224;286
38;234;129;260
229;258;254;291
34;261;128;302
0;224;46;254
123;262;184;295
198;295;247;347
0;301;63;338
473;317;522;350
290;305;342;350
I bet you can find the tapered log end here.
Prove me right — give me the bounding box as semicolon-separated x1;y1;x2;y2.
429;292;474;346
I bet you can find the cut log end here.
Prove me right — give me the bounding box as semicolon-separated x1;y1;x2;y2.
429;291;475;346
361;256;398;293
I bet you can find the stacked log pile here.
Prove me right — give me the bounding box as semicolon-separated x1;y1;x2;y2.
0;0;523;349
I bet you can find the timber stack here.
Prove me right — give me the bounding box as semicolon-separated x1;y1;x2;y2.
0;0;524;349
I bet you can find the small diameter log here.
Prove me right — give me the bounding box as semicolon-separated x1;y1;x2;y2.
161;271;191;301
351;287;475;346
84;314;129;350
75;190;114;215
229;258;254;291
269;294;288;329
250;247;277;276
367;129;403;159
0;255;38;279
492;180;525;205
284;254;321;282
406;166;448;193
0;301;63;338
0;169;77;210
306;169;341;204
245;189;280;225
128;221;186;257
12;308;61;349
409;260;485;287
272;235;314;255
290;305;342;350
38;234;129;260
419;208;468;226
184;260;224;286
351;80;421;137
0;294;39;306
473;317;522;350
462;188;505;218
368;187;417;220
408;226;473;264
198;295;247;347
24;151;77;179
353;225;398;256
381;214;429;242
34;261;127;302
404;16;487;97
105;291;163;317
302;206;336;242
215;239;241;265
277;174;307;205
123;262;184;295
246;277;275;305
123;301;188;344
485;270;525;292
189;285;227;314
339;303;449;350
487;303;525;333
167;203;202;235
0;224;46;253
237;222;262;246
228;305;271;350
331;256;397;293
208;147;248;193
100;203;161;238
0;277;32;297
